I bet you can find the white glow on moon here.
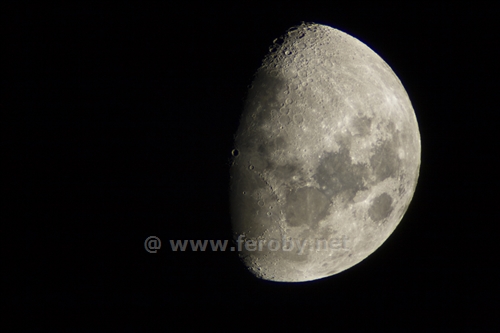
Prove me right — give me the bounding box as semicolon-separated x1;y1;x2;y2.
230;22;420;282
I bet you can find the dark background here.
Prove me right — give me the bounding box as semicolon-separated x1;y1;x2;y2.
2;2;498;332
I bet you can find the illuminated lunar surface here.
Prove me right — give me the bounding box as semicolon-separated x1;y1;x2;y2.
230;23;420;282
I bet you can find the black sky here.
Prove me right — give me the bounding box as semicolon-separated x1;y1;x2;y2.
2;2;498;332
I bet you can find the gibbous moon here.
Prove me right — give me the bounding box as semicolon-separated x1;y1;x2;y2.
230;23;420;282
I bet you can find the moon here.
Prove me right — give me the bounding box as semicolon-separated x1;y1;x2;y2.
229;23;420;282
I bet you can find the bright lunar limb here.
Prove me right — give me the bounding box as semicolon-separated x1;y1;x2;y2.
230;23;421;282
